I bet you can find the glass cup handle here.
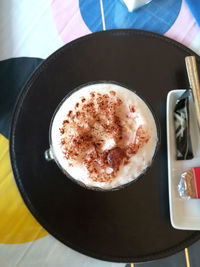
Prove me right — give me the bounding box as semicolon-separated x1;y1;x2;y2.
44;149;54;161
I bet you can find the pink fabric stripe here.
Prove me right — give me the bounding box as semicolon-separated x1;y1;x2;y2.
165;0;199;47
51;0;91;44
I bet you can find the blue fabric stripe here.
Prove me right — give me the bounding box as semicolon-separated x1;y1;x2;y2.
186;0;200;26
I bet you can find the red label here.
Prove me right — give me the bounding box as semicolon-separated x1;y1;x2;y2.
193;167;200;198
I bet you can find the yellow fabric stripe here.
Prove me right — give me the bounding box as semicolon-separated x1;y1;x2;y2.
0;134;48;244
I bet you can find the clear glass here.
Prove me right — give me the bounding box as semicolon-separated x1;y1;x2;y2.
44;81;160;192
121;0;152;12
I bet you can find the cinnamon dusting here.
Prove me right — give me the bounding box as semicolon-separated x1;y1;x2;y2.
60;91;150;183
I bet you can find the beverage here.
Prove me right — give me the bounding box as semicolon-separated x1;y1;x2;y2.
49;82;158;190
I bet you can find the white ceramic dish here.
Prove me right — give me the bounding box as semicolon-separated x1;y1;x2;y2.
167;89;200;230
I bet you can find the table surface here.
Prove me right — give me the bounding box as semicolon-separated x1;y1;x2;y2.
1;1;200;267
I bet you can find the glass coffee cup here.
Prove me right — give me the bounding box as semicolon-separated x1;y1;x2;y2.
45;81;159;191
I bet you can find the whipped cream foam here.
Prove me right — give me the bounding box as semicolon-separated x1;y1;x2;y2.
51;83;158;190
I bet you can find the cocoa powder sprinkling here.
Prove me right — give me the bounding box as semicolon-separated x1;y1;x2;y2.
129;105;135;113
60;91;150;183
68;110;72;117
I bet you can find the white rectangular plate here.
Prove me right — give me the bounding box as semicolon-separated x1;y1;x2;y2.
167;89;200;230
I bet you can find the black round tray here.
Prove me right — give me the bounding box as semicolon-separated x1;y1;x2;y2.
10;29;200;263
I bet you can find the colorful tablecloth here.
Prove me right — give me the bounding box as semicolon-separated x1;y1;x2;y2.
1;1;200;266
